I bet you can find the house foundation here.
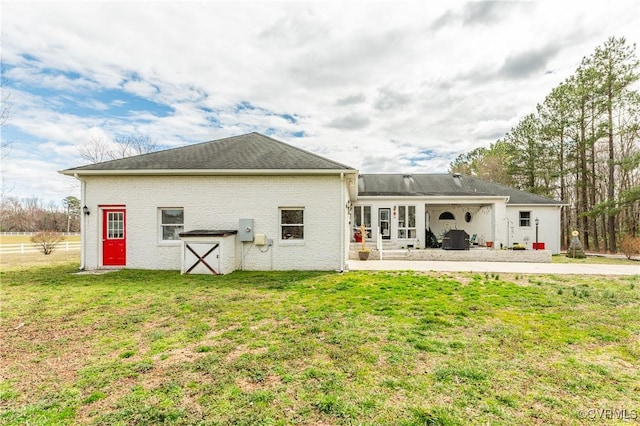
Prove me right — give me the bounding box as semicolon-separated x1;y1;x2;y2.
349;244;552;263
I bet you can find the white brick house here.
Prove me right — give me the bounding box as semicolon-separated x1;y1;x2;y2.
61;133;358;272
61;133;563;272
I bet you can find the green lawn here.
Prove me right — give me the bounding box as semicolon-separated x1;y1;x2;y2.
1;262;639;425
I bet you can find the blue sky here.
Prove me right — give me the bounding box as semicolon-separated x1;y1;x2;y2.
1;1;639;205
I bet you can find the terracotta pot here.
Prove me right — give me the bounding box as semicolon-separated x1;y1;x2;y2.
358;251;370;260
486;241;494;248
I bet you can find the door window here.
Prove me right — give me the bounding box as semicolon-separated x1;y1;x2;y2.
379;208;391;239
107;212;124;239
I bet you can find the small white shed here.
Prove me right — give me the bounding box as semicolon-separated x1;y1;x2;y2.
179;230;238;275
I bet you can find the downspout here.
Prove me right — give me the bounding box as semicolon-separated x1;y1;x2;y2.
75;174;85;270
339;173;345;272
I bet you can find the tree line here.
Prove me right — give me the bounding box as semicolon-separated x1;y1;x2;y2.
451;37;640;253
0;195;80;233
1;82;157;234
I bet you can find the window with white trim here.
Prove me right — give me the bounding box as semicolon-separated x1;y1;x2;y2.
107;212;124;239
397;205;416;239
280;208;304;240
353;205;372;238
519;211;531;227
160;208;184;241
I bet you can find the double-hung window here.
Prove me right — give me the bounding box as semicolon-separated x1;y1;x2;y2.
398;205;416;239
280;208;304;240
519;211;531;227
160;208;184;241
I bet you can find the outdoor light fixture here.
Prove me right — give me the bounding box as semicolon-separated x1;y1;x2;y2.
83;206;90;216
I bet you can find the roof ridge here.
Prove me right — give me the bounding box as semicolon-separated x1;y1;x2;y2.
74;133;251;168
255;132;354;170
357;173;564;204
61;132;356;173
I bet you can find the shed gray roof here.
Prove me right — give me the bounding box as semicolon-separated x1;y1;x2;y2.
358;174;564;205
61;132;354;173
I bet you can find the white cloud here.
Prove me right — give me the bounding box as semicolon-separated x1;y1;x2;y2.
1;0;639;205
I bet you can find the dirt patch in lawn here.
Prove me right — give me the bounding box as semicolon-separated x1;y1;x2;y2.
1;319;96;401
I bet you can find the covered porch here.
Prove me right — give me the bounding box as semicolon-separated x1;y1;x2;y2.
351;197;509;251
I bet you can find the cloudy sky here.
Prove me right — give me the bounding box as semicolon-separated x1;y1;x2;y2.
1;1;639;205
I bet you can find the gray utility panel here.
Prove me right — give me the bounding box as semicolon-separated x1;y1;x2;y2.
239;219;255;242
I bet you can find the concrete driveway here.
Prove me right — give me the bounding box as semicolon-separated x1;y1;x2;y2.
347;260;640;276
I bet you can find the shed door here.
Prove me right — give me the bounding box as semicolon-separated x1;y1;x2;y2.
102;209;126;266
184;242;220;274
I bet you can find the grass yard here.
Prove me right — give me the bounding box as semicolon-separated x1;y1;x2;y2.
1;262;639;425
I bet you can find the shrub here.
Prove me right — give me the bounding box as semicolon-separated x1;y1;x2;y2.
619;234;640;259
30;231;65;255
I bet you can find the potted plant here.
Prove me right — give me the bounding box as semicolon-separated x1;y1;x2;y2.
358;224;370;260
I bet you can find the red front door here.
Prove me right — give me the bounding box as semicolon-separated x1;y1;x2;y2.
102;209;126;266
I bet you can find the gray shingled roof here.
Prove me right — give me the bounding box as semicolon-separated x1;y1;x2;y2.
358;174;564;205
62;132;354;173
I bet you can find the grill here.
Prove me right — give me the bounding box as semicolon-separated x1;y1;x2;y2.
442;229;470;250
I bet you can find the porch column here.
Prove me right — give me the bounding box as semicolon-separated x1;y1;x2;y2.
492;201;508;249
416;204;426;248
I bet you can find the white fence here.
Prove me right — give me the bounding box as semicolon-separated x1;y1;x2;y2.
0;232;80;236
1;241;81;255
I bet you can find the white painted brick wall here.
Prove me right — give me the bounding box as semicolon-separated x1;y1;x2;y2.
82;174;349;271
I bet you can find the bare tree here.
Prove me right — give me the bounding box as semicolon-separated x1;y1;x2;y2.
77;135;113;164
1;55;14;160
77;134;158;164
112;134;158;158
0;87;13;213
1;90;13;160
0;92;9;127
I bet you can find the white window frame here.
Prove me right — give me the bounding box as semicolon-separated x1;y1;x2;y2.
519;211;531;227
159;208;184;243
280;207;304;241
397;205;416;239
353;205;372;239
107;211;125;239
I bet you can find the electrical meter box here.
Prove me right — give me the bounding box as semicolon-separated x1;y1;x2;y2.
239;219;254;242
